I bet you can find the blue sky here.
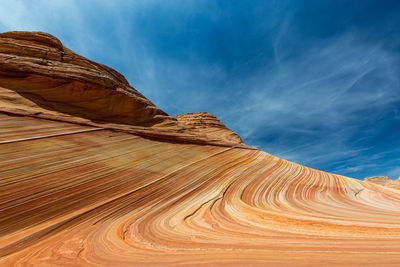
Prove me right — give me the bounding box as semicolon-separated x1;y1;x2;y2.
1;0;400;180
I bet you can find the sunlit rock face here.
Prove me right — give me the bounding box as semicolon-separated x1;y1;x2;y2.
176;112;243;144
1;32;400;266
0;31;175;128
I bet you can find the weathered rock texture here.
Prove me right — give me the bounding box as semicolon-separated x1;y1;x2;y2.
176;112;243;144
1;32;400;266
364;176;400;190
0;31;173;127
0;31;248;148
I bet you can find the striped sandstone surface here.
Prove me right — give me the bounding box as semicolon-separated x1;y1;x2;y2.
175;112;243;144
1;32;400;266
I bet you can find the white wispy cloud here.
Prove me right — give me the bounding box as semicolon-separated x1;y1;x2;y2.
225;32;399;174
387;167;400;179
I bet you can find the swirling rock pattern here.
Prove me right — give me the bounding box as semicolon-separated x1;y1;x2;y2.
1;32;400;266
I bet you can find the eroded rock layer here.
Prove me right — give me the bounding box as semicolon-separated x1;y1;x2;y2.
0;31;250;148
1;31;400;266
176;112;243;144
364;176;400;190
0;31;173;127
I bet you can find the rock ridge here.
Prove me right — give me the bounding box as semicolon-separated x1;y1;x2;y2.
176;112;243;144
0;31;247;148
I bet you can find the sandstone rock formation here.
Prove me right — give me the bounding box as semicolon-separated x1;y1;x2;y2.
0;31;172;127
364;176;400;190
176;112;243;144
1;32;400;266
0;31;248;148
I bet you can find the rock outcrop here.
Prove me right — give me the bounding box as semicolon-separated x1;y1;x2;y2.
1;32;400;266
0;31;248;148
364;176;400;190
0;31;173;127
176;112;242;144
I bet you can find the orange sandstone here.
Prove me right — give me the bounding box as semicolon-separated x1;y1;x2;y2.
1;32;400;266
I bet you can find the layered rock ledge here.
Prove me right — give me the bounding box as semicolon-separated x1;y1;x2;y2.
0;31;172;127
0;31;248;148
176;112;243;144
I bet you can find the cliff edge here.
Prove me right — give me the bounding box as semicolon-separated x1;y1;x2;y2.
0;31;247;147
